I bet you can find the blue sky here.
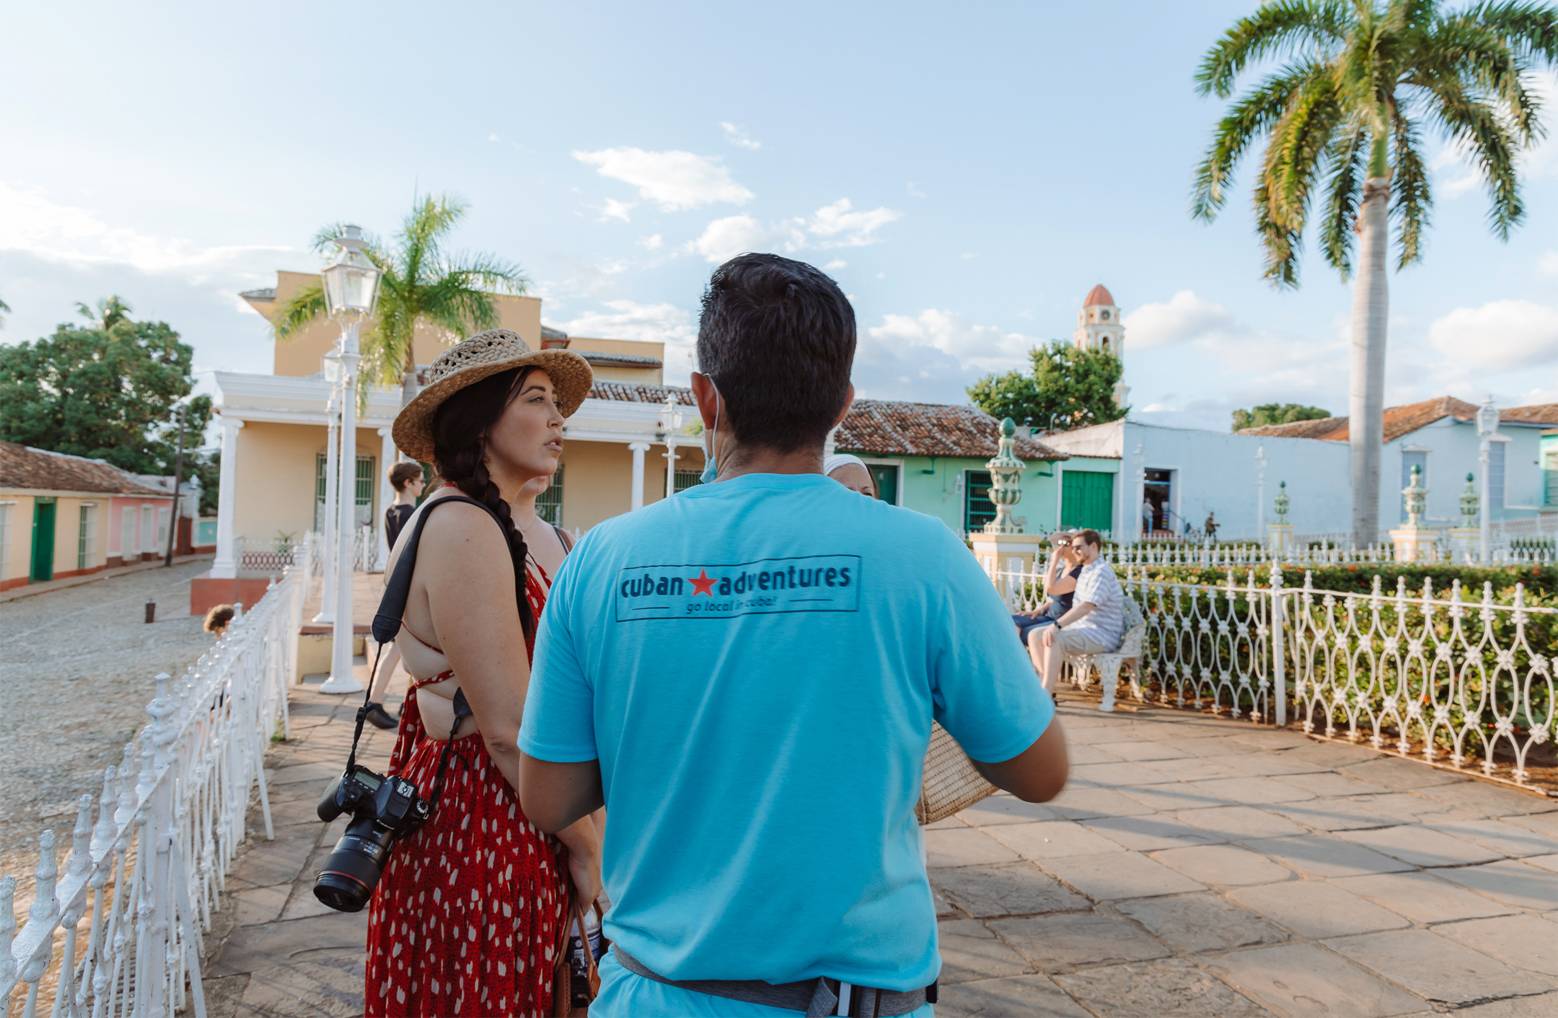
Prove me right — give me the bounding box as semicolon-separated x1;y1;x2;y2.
2;0;1555;433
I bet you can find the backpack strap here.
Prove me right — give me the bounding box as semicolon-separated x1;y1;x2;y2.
345;494;509;774
552;523;575;553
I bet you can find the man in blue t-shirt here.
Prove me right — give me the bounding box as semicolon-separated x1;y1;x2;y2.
519;254;1068;1017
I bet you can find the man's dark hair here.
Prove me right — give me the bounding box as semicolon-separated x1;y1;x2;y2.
696;253;856;452
1076;529;1103;550
388;461;423;492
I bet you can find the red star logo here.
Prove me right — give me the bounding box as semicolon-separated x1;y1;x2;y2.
689;569;717;596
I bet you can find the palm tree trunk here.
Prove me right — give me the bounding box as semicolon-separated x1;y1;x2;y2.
400;347;419;411
1348;177;1391;547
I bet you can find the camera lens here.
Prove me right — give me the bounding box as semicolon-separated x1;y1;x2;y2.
313;816;396;912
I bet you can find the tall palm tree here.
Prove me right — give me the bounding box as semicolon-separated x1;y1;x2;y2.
1192;0;1557;545
76;295;135;330
276;194;527;409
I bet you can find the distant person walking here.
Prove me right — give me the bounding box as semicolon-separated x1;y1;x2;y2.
362;462;428;730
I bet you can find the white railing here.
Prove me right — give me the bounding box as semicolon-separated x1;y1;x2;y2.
233;536;301;573
1102;540;1403;569
2;533;315;1017
987;557;1557;788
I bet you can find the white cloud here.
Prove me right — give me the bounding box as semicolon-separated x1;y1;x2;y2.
687;197;902;264
0;180;292;278
866;309;1035;376
1427;299;1558;372
562;300;698;382
906;181;928;199
572;147;753;211
689;215;772;263
1124;290;1238;349
719;122;761;151
803;198;901;249
823;258;847;271
640;233;664;251
1539;250;1558;277
487;132;500;143
960;252;976;261
597;197;636;223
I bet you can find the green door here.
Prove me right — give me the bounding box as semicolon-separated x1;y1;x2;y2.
31;499;56;582
1061;470;1115;533
868;464;899;505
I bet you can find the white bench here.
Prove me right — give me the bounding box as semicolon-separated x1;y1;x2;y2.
1064;596;1145;712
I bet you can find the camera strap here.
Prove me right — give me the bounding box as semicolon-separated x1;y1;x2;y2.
344;494;512;778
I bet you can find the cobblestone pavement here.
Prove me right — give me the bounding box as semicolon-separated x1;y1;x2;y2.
204;677;1558;1017
0;559;217;884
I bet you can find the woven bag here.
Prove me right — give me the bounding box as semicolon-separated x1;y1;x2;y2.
916;722;997;825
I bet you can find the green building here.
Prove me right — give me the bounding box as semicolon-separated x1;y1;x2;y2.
833;399;1068;535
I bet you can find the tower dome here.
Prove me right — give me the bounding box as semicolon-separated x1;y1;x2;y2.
1074;283;1124;358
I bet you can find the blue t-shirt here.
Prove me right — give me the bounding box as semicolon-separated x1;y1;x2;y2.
519;473;1053;1017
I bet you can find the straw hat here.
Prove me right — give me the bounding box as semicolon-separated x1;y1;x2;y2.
392;329;592;463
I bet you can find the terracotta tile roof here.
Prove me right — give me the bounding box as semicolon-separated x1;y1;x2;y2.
587;386;1065;460
836;399;1066;460
582;352;663;369
588;381;695;405
0;442;170;496
1083;283;1116;307
1500;403;1558;426
1239;395;1482;443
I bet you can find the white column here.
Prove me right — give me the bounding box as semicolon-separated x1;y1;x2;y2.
1479;436;1492;564
210;417;244;578
629;442;649;511
323;324;365;694
1130;441;1145;546
375;427;395;571
313;395;340;624
663;434;678;500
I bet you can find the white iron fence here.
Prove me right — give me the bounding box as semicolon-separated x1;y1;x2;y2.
2;533;314;1017
991;558;1557;788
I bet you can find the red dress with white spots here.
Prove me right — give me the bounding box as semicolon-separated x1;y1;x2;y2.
364;565;566;1017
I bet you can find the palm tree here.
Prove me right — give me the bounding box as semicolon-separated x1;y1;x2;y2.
0;295;9;327
1192;0;1557;545
276;194;526;408
76;295;135;330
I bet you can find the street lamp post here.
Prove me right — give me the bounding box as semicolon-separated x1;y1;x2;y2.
320;226;382;695
1255;445;1267;540
314;367;340;624
1477;396;1498;565
659;396;684;498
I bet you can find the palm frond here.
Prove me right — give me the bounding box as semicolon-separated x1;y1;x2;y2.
1423;17;1542;141
1452;1;1558;63
1422;73;1525;236
1254;177;1305;287
1389;107;1433;267
1193;62;1325;219
400;195;469;285
1268;70;1346;229
273;282;328;339
1197;0;1353;97
1319;121;1370;274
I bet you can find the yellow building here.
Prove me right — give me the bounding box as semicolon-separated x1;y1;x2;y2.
200;272;705;609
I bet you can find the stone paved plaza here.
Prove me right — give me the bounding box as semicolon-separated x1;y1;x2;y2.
201;669;1558;1018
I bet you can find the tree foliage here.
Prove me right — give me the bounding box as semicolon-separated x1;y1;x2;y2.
1231;402;1334;430
968;342;1127;430
0;299;211;475
274;194;526;405
1192;0;1558;286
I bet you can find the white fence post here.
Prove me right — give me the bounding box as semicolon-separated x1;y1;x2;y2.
1269;563;1287;727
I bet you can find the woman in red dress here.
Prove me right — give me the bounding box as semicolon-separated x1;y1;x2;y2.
364;329;600;1017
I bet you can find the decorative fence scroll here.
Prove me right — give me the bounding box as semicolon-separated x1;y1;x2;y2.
987;556;1557;789
2;533;314;1017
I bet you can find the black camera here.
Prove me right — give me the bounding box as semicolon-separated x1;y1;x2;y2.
312;764;432;912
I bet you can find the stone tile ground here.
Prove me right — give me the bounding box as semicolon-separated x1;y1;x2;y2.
203;678;1558;1017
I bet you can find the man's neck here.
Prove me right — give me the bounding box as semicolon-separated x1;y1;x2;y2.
715;443;825;481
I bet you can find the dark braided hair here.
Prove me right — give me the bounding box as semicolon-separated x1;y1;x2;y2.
430;367;536;643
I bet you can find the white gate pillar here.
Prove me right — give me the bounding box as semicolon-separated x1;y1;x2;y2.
629;442;649;511
210;417;245;579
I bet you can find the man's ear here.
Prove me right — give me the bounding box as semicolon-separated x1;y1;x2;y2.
831;383;856;429
690;372;719;430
